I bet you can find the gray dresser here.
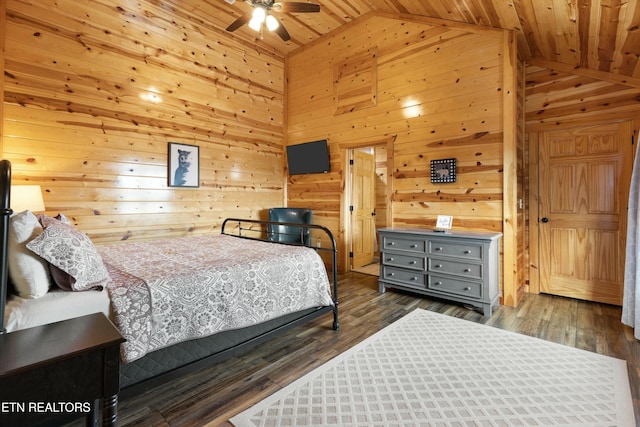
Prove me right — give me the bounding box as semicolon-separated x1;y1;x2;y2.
378;228;502;317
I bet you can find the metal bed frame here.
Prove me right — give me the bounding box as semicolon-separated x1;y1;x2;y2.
0;159;11;334
0;159;339;399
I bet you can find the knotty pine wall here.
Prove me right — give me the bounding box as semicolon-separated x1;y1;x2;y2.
2;0;285;242
1;4;534;305
285;12;523;305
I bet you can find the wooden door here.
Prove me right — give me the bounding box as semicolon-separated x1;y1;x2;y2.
351;149;376;269
539;122;633;305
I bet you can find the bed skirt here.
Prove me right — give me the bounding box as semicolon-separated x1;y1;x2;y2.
120;306;322;394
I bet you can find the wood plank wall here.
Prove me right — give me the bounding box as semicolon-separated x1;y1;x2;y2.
2;3;589;307
2;0;286;243
286;12;517;287
525;60;640;294
526;62;640;133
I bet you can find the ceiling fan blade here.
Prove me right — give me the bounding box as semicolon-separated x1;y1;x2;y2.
225;13;252;32
274;2;320;13
274;21;291;41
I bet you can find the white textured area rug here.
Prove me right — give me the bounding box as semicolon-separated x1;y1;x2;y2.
230;309;635;427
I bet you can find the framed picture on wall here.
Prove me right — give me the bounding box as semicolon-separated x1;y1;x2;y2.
168;142;200;188
430;158;457;183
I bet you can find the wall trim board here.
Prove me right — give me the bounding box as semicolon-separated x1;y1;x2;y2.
502;28;520;308
528;133;540;295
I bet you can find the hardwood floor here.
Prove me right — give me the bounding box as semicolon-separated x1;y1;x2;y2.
69;271;640;426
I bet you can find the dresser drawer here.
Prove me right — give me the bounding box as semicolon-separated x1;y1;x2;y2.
382;236;425;253
381;266;425;286
429;240;483;260
428;259;483;279
428;275;482;299
382;253;425;270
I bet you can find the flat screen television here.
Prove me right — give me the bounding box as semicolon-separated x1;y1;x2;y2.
286;140;330;175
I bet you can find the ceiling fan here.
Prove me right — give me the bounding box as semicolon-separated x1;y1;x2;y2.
224;0;320;41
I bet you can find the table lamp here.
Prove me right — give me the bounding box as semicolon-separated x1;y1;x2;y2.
10;185;45;213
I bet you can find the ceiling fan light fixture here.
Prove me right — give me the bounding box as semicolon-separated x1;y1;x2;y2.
248;6;267;32
225;1;320;41
251;6;267;23
248;17;262;31
266;15;279;31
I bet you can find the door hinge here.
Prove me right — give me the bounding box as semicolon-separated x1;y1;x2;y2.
349;205;354;212
349;251;353;258
350;159;354;165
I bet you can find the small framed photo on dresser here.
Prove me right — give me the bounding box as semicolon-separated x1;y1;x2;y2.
435;215;453;232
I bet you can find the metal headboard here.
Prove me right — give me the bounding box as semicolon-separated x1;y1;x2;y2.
0;160;11;334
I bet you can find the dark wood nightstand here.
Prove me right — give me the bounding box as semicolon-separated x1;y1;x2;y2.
0;313;125;427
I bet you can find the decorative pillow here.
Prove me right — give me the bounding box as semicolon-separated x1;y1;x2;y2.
36;212;71;228
7;210;53;298
26;221;109;291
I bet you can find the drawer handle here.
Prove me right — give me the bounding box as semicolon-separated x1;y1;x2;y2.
409;261;417;265
410;277;418;281
435;247;443;251
435;264;443;268
434;281;442;286
388;242;395;246
464;268;471;273
387;272;395;277
387;257;394;262
464;287;471;291
410;244;418;248
464;250;471;254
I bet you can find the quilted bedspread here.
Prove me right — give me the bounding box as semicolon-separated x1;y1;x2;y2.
98;234;333;363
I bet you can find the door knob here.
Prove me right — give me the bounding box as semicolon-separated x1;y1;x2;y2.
541;217;549;223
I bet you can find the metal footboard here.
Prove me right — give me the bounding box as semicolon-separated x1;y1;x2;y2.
221;217;339;330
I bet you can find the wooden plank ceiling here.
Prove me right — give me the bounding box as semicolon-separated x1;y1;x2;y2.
205;0;640;84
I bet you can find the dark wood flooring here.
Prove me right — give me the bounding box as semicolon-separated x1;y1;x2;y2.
69;271;640;426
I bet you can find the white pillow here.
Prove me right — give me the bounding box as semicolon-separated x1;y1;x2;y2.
8;210;53;298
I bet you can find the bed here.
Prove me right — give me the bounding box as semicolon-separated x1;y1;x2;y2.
0;159;339;399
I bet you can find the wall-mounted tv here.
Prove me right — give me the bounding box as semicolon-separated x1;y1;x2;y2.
286;139;330;175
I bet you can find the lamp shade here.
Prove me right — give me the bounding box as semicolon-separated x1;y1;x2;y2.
11;185;45;213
